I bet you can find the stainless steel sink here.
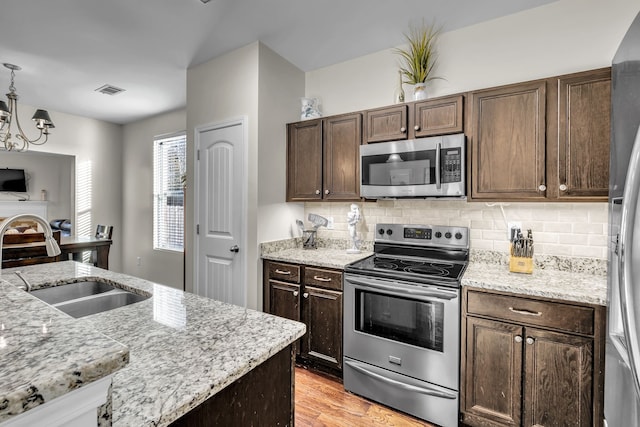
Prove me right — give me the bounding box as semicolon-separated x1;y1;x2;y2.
30;280;150;318
30;281;116;305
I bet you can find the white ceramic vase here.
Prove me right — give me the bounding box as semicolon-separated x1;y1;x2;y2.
413;83;427;101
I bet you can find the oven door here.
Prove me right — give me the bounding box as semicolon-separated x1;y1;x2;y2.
343;273;460;390
359;134;465;199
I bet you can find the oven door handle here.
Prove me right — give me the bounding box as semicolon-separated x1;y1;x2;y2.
344;360;457;400
346;276;458;300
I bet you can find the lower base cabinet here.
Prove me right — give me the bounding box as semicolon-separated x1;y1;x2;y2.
264;260;343;373
460;287;605;427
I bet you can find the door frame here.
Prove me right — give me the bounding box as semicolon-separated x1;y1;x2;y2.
193;116;248;307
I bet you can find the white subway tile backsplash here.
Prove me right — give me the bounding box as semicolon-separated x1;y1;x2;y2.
307;200;608;260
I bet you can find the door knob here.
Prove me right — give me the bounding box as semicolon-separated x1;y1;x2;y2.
229;245;239;253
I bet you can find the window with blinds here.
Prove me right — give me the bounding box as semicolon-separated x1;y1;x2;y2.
153;133;186;252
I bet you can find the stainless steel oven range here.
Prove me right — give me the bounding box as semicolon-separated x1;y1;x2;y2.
343;223;469;427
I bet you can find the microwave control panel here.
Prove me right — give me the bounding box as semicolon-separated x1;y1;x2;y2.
441;148;462;183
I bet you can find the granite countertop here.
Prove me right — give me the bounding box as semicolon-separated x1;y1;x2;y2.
262;247;373;269
0;261;306;426
0;271;129;424
462;262;607;306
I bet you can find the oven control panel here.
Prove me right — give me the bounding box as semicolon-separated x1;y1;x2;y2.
376;223;468;249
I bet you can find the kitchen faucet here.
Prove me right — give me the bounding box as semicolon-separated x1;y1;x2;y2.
0;214;62;277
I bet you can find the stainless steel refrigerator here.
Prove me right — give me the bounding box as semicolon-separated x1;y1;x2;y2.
605;10;640;427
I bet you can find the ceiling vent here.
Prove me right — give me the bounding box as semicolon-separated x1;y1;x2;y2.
95;84;125;96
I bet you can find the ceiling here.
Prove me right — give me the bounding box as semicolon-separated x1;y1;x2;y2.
0;0;556;125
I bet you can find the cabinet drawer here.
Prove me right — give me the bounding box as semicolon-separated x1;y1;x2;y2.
466;290;594;335
304;267;342;291
267;262;301;283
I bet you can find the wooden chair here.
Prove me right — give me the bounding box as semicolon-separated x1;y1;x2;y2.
95;225;113;240
2;230;62;268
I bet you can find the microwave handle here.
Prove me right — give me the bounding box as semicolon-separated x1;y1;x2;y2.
435;142;441;190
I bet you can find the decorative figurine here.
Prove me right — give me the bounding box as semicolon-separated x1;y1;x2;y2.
300;97;322;120
347;204;361;254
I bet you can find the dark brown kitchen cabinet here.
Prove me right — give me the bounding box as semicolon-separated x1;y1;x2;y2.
549;68;611;200
460;287;605;427
413;94;464;138
286;113;361;202
468;81;547;201
364;105;408;143
263;260;344;373
286;119;323;201
468;68;611;202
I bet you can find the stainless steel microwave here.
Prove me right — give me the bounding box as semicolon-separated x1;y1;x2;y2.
359;133;466;199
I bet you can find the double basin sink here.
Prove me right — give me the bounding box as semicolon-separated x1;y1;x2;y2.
30;280;149;318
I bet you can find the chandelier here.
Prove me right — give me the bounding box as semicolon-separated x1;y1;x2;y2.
0;63;55;152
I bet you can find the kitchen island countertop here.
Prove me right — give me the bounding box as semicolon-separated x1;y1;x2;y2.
0;261;306;426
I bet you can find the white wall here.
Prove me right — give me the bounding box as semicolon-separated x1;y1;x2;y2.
121;108;186;288
0;150;74;222
186;42;260;307
0;104;124;270
300;0;640;260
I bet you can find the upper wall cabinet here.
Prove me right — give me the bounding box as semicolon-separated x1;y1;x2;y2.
468;81;547;201
468;68;611;202
286;114;362;202
549;68;611;200
364;105;408;143
363;95;464;144
413;95;464;138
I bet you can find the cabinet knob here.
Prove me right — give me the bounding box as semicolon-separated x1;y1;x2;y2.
414;125;420;131
400;127;406;133
514;335;523;343
325;189;330;195
303;292;309;299
559;184;568;191
315;190;320;195
293;291;299;297
526;337;535;345
538;184;547;192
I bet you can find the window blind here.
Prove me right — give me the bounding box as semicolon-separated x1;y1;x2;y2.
153;133;186;252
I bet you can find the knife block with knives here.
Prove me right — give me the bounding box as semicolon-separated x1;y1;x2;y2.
509;228;534;274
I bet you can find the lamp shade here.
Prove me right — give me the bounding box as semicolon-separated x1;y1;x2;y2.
32;109;54;129
0;100;10;118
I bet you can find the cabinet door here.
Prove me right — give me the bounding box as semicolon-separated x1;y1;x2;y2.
269;280;301;322
323;113;362;200
523;327;594;427
413;94;463;138
301;285;343;369
463;316;523;427
554;68;611;200
286;119;323;201
364;105;408;143
469;81;547;200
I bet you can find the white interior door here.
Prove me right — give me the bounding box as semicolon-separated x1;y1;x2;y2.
195;119;246;306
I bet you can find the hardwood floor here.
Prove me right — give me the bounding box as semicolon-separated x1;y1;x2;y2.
294;367;434;427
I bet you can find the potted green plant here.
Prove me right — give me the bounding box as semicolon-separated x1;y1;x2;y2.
394;21;442;100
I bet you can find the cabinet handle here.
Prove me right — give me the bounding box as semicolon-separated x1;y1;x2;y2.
400;127;406;133
315;190;320;195
293;291;299;297
325;189;330;195
303;292;309;299
538;184;547;192
559;184;568;191
514;335;523;343
509;307;542;317
313;275;332;282
526;337;535;345
414;125;420;131
275;269;291;275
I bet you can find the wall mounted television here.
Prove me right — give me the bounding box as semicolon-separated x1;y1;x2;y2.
0;168;27;192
